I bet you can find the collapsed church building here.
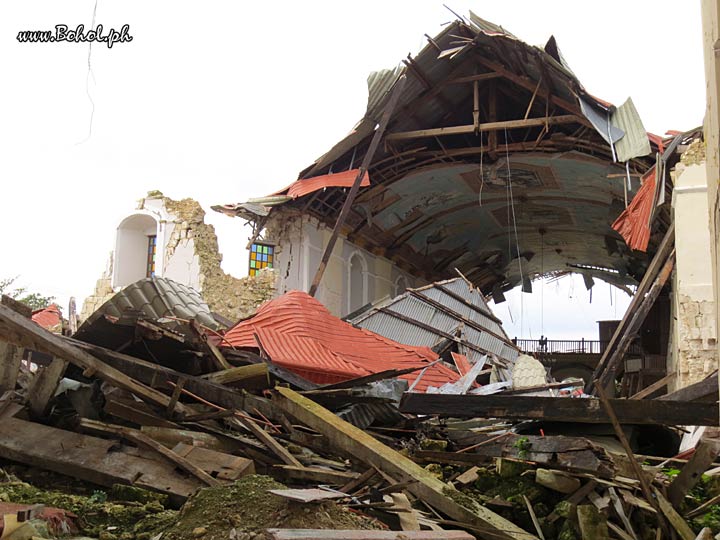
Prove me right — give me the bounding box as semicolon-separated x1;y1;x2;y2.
1;11;720;540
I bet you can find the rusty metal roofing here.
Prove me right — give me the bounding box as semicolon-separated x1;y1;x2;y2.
348;277;519;365
223;290;459;392
31;304;62;330
612;168;656;252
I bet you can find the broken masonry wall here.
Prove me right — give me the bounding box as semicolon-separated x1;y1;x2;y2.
79;253;115;321
263;210;419;318
669;145;718;388
82;192;277;324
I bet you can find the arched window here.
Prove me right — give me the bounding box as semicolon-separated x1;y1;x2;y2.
113;213;159;288
348;252;368;313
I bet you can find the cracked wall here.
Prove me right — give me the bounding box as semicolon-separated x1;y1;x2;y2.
261;209;418;317
82;192;276;323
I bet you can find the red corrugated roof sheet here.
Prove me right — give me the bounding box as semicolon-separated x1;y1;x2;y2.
611;167;656;252
273;169;370;199
31;304;62;330
223;291;459;391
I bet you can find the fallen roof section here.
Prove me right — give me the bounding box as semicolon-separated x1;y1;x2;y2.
222;290;460;392
348;277;519;364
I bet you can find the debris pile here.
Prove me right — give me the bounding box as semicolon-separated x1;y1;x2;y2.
0;254;718;540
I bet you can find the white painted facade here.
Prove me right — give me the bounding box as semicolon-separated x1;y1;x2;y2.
267;214;420;317
112;196;202;292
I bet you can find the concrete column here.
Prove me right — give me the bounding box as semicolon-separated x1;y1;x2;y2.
672;159;717;387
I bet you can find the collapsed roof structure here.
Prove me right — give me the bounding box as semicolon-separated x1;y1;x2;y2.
215;12;667;299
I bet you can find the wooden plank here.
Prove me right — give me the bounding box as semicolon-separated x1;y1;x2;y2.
0;341;22;393
28;357;68;417
595;254;675;393
658;373;718;402
0;415;201;499
0;305;192;415
654;488;695;540
188;319;232;371
238;416;302;467
398;393;719;425
385;115;580;141
267;531;474;540
586;224;675;394
201;363;270;388
630;372;676;399
172;442;255;480
104;398;179;428
595;383;658;516
669;440;720;508
1;295;32;318
79;419;221;486
273;387;536;540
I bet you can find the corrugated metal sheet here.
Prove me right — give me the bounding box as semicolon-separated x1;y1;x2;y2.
612;167;656;252
223;290;459;392
612;97;652;162
349;278;519;364
31;304;62;330
286;169;369;199
77;277;219;332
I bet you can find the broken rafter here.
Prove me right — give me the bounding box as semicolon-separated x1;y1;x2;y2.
398;394;720;426
308;76;408;297
385;115;580;142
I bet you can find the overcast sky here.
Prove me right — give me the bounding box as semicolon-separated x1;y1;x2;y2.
0;1;705;338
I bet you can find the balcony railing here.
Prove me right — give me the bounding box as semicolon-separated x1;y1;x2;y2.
515;339;642;356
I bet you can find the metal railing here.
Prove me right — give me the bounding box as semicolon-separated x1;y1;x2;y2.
515;339;642;356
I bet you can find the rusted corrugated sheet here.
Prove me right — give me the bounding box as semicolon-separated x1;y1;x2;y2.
31;304;62;330
612;167;656;252
223;291;459;392
271;169;370;200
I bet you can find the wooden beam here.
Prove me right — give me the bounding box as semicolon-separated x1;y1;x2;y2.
397;393;719;426
273;465;359;485
586;224;675;394
595;383;659;520
0;341;22;393
0;304;192;415
658;372;718;402
235;416;302;468
629;372;676;400
65;337;277;420
201;363;270;388
385;115;580;142
28;357;68;417
308;76;407;297
594;253;675;393
668;440;720;508
273;387;536;540
446;72;502;85
0;415;201;499
79;419;221;486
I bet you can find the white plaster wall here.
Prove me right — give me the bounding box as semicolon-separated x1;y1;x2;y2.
113;213;158;288
163;237;202;291
673;163;715;302
267;214;418;317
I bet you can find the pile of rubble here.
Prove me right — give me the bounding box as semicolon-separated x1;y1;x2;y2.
0;270;718;540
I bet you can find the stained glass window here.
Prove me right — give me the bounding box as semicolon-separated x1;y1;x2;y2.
147;235;157;277
249;243;274;276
